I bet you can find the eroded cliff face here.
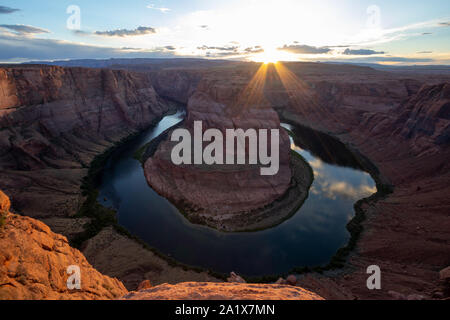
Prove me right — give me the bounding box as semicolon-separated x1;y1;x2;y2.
1;190;324;300
0;190;127;300
275;75;450;299
0;65;221;293
1;62;449;300
122;282;323;300
144;67;294;231
0;65;169;218
143;63;450;299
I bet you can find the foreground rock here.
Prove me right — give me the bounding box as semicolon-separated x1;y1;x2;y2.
0;191;127;300
1;189;324;300
81;226;220;290
122;282;323;300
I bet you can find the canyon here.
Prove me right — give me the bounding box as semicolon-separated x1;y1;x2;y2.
142;66;299;231
0;60;449;299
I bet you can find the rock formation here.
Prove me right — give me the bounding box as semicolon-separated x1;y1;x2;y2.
142;62;450;299
1;188;322;300
0;190;127;300
0;65;221;292
0;61;449;300
122;282;323;300
143;65;304;231
0;65;169;219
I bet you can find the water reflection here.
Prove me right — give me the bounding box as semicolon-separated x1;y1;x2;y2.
98;114;376;276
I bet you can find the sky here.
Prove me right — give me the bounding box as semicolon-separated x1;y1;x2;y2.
0;0;449;64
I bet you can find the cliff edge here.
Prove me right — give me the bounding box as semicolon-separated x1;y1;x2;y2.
0;190;127;300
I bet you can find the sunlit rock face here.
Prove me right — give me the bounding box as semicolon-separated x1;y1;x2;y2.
0;190;128;300
122;282;324;300
144;66;293;230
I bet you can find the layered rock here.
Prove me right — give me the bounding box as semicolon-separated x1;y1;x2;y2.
143;62;450;298
122;282;323;300
0;65;169;219
144;67;296;231
0;190;127;300
0;65;224;294
1;61;449;300
279;77;450;299
1;190;323;300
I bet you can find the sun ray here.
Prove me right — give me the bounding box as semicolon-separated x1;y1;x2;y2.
231;63;269;115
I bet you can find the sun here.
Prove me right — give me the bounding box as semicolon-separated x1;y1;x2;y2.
251;46;297;64
252;48;281;64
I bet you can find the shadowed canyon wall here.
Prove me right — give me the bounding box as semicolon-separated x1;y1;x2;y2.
0;62;449;299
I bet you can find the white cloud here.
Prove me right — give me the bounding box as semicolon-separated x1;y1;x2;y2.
147;4;171;13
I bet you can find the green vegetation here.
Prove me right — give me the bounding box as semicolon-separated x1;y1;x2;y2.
133;142;150;162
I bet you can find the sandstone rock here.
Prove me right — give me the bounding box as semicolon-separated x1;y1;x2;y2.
275;278;287;285
122;282;323;300
1;62;450;301
440;267;450;281
0;213;128;300
82;226;220;291
407;294;426;300
144;71;293;231
432;291;445;299
137;280;152;291
227;272;246;283
388;291;406;300
287;275;297;286
0;65;170;220
0;190;10;212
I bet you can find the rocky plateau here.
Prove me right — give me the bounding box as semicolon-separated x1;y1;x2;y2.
0;60;449;300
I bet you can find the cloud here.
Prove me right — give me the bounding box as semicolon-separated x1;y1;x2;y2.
438;22;450;27
0;5;19;14
0;24;49;35
325;56;435;64
417;51;433;54
320;181;376;201
279;44;331;54
94;26;156;37
197;45;239;51
421;32;432;35
197;44;264;58
372;57;433;63
164;45;177;51
147;4;171;13
0;34;176;62
244;46;264;54
343;48;385;55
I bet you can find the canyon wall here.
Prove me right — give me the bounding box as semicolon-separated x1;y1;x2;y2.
143;63;450;299
143;66;295;231
0;65;222;291
0;65;169;218
0;62;449;299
